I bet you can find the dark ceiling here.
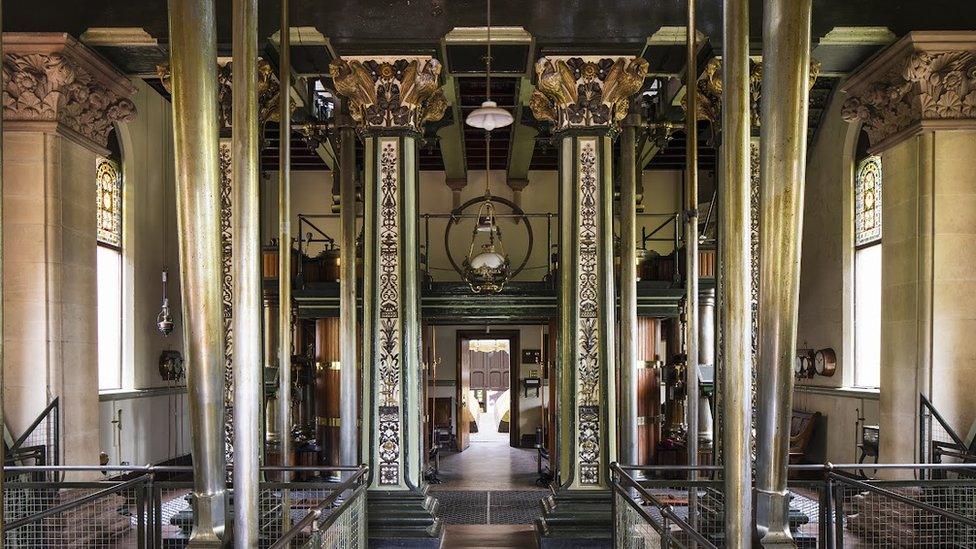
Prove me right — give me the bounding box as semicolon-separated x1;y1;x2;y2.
8;0;976;51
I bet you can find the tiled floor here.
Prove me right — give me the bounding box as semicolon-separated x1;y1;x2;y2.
441;524;538;548
433;441;544;491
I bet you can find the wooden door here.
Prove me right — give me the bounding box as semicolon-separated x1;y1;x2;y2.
636;317;662;464
457;340;472;451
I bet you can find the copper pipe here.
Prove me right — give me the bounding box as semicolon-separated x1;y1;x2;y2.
277;0;293;535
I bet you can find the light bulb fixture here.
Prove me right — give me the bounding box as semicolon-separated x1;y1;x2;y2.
464;0;512;131
462;196;511;294
156;269;175;337
466;100;513;131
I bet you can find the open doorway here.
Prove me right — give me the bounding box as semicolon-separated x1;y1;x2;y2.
456;330;520;451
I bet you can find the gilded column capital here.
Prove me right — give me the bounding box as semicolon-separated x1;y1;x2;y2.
328;56;448;134
156;58;284;130
2;33;137;154
529;56;649;133
682;57;819;133
841;31;976;153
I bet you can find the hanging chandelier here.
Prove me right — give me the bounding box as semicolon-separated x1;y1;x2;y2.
462;132;511;293
465;0;513;131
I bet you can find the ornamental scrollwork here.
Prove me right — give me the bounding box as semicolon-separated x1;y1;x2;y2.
3;51;136;148
842;45;976;151
530;56;648;132
329;57;448;133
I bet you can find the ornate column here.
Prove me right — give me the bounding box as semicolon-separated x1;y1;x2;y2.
158;59;283;468
2;34;135;472
840;32;976;470
530;54;647;542
330;55;446;543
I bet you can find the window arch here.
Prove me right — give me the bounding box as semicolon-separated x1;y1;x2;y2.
853;130;882;388
97;132;124;390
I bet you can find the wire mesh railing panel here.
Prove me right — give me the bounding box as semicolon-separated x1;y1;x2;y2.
302;487;367;549
259;486;338;545
3;482;144;548
836;480;976;548
614;488;663;549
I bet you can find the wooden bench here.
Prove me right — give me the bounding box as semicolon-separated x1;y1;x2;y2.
790;409;822;465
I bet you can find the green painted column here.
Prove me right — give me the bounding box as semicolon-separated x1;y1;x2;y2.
531;56;648;494
330;55;447;543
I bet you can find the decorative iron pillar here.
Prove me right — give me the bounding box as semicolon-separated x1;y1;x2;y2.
530;56;648;490
720;0;754;544
338;114;359;471
231;0;261;544
330;55;446;541
755;0;813;545
277;0;293;497
0;4;5;542
618;113;640;467
167;0;227;544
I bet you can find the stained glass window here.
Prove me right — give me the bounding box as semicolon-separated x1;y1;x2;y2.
96;157;122;247
854;155;882;247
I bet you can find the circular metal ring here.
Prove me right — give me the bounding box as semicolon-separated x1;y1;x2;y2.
443;195;534;282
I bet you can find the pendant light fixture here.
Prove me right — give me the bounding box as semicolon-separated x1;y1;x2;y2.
463;132;511;293
465;0;513;131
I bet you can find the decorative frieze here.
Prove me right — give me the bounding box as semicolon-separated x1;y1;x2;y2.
576;138;601;485
219;141;234;469
841;31;976;153
376;138;403;486
530;56;648;132
329;57;448;133
2;33;137;153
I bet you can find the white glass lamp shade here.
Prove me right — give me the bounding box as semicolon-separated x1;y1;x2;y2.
470;250;506;270
465;100;513;131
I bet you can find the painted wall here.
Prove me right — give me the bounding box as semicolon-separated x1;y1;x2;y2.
98;79;190;466
793;89;880;464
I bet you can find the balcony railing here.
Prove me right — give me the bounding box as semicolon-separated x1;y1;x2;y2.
2;464;368;548
613;462;976;548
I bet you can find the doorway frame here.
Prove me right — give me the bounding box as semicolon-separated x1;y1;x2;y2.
455;329;522;449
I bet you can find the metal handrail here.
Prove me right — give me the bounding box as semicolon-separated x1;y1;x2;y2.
611;462;719;548
3;474;150;532
269;465;368;549
828;470;976;528
9;398;59;452
3;464;362;473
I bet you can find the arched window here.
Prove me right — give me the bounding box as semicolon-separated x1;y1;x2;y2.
853;131;882;388
97;139;124;391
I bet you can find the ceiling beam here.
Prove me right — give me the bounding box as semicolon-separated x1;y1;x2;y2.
437;77;467;180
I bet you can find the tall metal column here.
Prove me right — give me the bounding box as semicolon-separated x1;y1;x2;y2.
720;0;754;544
755;0;813;545
231;0;261;544
529;56;647;493
338;113;359;470
684;0;701;532
277;0;293;491
330;56;446;540
0;3;5;542
167;0;226;544
618;114;640;466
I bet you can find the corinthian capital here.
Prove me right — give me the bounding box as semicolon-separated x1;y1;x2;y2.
530;56;649;132
682;57;819;133
156;58;284;131
2;33;137;153
841;31;976;153
329;56;448;134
